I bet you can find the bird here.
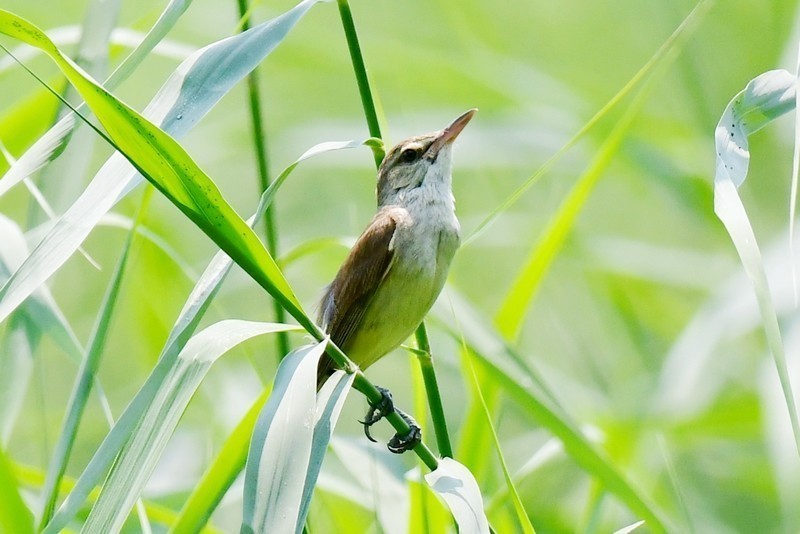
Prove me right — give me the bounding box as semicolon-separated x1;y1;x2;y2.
316;109;476;453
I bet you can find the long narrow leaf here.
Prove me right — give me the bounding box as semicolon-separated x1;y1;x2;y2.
464;0;715;245
0;214;83;444
0;8;309;325
0;0;193;198
296;369;356;529
241;341;325;534
494;51;664;341
47;139;364;531
169;139;371;533
713;68;800;455
30;0;120;218
80;320;298;533
462;347;534;533
0;0;326;327
241;342;351;532
241;342;355;534
170;386;272;534
437;290;669;532
39;191;143;526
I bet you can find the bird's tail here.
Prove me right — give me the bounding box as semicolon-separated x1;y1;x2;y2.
316;352;337;391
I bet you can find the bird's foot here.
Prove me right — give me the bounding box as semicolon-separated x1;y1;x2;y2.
387;409;421;454
359;386;421;454
360;386;395;443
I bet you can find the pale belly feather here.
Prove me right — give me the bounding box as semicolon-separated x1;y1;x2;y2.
345;211;459;369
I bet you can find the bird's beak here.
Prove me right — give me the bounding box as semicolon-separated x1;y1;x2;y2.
426;108;477;160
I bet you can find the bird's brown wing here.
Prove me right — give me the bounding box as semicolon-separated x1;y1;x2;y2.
317;210;398;384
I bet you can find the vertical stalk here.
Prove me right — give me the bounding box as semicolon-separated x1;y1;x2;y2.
336;0;452;464
414;324;453;458
235;0;290;359
336;0;383;167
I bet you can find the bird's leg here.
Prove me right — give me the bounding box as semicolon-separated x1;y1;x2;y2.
359;386;422;453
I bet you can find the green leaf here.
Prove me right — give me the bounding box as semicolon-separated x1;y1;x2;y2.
613;520;646;534
0;0;193;197
0;214;84;444
39;191;142;527
494;63;659;341
463;0;716;246
80;320;299;533
0;446;34;534
463;347;535;533
48;136;365;531
0;0;327;328
436;290;670;532
713;69;800;456
170;386;272;534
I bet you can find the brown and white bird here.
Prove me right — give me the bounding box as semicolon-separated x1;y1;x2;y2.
316;109;476;452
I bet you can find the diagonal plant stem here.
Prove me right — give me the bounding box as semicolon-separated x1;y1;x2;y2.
235;0;290;360
336;0;451;466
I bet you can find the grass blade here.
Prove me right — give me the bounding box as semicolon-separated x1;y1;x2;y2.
494;38;676;341
613;520;646;534
38;190;147;527
30;0;120;219
464;0;715;245
0;0;193;198
296;369;355;529
0;0;326;326
0;214;85;444
424;457;490;534
713;68;800;455
462;346;535;533
241;341;325;533
170;386;272;534
48;139;366;531
438;290;669;532
81;320;298;533
0;8;308;322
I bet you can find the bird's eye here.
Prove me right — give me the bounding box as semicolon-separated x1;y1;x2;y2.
400;148;418;163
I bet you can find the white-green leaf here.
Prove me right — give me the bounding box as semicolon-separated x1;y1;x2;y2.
297;370;355;529
613;520;645;534
714;68;800;455
80;320;298;533
424;457;489;534
46;137;366;531
329;438;410;534
242;340;354;534
0;214;84;443
0;0;325;325
0;0;193;199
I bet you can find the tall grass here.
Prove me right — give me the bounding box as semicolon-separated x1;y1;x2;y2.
0;0;799;532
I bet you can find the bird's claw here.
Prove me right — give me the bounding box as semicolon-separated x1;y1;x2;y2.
360;386;395;443
359;386;421;453
387;411;422;453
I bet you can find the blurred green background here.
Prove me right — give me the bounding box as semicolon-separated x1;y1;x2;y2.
2;0;800;531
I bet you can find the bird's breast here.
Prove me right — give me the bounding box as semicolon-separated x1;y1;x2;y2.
345;206;460;369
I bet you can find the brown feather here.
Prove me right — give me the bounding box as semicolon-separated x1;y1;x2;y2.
317;209;398;385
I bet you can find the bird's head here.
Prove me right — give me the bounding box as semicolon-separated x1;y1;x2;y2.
377;109;476;206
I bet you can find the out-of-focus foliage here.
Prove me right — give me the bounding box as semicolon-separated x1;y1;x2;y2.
1;0;800;532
